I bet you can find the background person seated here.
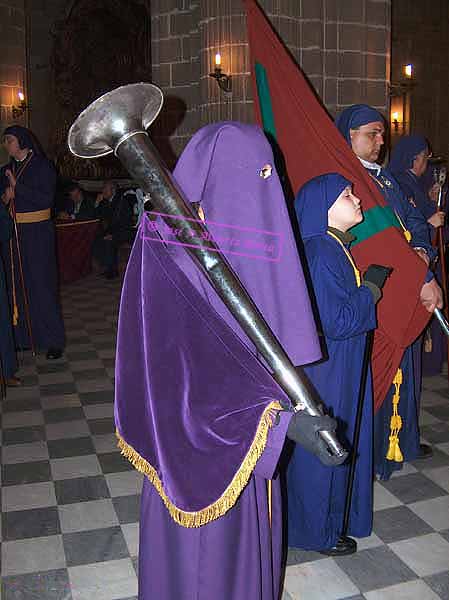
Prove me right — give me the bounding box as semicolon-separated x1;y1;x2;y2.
92;180;134;279
57;181;96;221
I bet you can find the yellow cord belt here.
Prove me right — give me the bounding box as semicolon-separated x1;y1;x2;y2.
326;230;361;287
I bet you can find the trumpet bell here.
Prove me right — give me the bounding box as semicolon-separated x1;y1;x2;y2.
67;82;164;159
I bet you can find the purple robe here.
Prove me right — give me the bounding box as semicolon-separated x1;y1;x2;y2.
114;122;320;599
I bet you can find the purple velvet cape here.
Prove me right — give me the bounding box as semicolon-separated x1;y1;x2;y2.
116;227;293;519
114;122;320;598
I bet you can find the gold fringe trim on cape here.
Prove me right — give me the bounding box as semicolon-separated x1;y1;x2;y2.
116;400;283;528
386;368;404;462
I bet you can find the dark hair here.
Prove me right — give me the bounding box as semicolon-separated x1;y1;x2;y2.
65;181;82;194
3;125;42;155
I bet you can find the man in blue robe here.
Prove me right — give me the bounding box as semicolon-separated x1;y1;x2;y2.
389;136;448;382
0;126;65;359
0;200;20;387
336;105;443;479
389;136;445;237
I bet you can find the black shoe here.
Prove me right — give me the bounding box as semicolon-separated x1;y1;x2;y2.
416;443;433;459
319;535;357;557
46;348;63;360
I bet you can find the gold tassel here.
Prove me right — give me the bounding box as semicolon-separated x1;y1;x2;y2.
12;304;18;326
386;368;404;462
424;329;432;353
116;401;283;528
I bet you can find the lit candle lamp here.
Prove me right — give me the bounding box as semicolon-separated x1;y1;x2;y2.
209;51;231;93
404;64;413;78
392;111;399;132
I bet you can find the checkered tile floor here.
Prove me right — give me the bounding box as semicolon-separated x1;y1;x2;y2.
283;371;449;600
2;271;139;600
1;268;449;599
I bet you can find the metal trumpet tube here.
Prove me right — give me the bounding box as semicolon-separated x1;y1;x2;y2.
68;82;347;460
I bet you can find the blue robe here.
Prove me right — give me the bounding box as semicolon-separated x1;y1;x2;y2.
392;169;447;377
367;168;434;479
0;203;17;378
0;154;65;351
393;170;436;236
287;233;376;549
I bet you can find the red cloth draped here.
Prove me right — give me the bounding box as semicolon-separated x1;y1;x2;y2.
56;219;99;284
244;0;430;410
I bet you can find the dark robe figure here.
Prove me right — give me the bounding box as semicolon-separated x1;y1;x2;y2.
0;201;18;383
389;136;447;378
0;126;64;358
114;122;329;600
93;182;134;278
287;173;377;550
336;106;437;480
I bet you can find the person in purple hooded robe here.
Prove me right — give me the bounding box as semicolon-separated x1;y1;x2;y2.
0;126;64;359
114;122;343;599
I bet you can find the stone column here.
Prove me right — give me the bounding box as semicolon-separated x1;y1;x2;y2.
392;0;449;155
0;0;26;163
151;0;201;166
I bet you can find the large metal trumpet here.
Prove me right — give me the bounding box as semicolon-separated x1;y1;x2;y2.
68;82;347;461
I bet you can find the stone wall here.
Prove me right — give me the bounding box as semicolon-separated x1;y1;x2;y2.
391;1;449;156
25;0;67;154
0;0;26;164
150;0;391;163
1;0;393;165
3;0;151;164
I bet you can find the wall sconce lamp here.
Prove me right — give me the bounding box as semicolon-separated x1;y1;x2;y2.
209;53;232;93
392;111;400;132
12;91;28;119
404;64;413;79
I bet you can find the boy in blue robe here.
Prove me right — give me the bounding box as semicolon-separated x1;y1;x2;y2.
287;173;387;553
